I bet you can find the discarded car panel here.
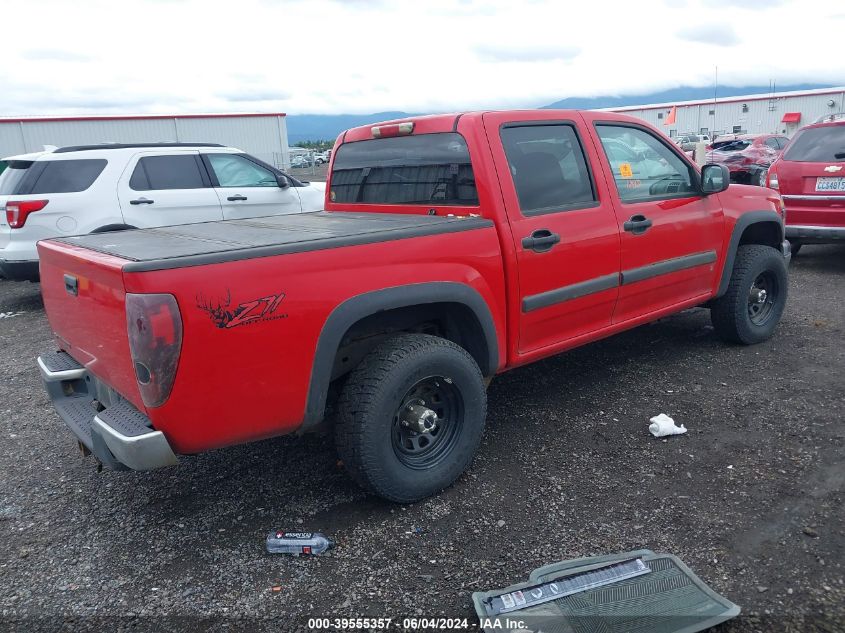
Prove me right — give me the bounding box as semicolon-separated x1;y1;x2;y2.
472;550;740;633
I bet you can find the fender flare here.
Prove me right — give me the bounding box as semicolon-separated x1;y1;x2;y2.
715;210;784;298
302;282;500;428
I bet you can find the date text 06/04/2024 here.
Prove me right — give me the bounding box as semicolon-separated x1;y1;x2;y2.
306;617;477;630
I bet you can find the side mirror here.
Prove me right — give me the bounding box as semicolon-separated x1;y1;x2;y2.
701;164;730;194
276;174;290;189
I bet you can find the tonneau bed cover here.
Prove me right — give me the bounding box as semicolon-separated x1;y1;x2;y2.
52;211;492;272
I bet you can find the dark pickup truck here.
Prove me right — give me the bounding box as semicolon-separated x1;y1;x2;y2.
37;110;790;502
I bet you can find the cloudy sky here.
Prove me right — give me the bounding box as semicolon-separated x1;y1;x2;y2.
1;0;843;116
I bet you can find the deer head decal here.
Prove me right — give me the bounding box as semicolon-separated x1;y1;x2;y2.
196;289;239;329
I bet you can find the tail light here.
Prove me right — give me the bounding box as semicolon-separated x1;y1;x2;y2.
767;170;779;190
6;200;48;228
126;293;183;408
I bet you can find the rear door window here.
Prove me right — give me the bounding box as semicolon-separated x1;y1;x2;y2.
783;127;845;162
0;159;106;194
499;123;596;215
130;155;207;191
330;133;478;205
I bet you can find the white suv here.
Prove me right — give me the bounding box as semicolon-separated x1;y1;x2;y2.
0;143;326;281
676;134;711;152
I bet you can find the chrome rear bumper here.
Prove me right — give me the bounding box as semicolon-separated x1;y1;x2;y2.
38;351;178;471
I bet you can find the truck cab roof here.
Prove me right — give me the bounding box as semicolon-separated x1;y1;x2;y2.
339;109;654;144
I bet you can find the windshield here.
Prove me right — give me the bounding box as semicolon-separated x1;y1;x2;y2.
714;141;752;152
0;161;36;195
330;133;478;206
783;126;845;162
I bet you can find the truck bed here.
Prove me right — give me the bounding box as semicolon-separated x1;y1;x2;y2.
53;211;492;272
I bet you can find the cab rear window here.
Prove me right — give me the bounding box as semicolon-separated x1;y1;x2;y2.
783;126;845;162
330;133;478;205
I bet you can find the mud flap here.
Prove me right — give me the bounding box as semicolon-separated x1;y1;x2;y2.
472;549;740;633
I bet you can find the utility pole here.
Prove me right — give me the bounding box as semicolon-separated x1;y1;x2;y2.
713;66;718;111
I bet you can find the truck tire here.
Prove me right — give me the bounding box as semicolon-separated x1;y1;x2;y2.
710;244;788;344
334;333;486;503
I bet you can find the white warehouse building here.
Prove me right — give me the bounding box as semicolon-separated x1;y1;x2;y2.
0;112;290;169
606;86;845;140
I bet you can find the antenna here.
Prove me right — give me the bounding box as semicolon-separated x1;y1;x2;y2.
713;66;718;115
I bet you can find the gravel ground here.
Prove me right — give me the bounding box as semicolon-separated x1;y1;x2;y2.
0;244;843;633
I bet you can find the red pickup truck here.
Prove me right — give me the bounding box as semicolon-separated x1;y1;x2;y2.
36;110;790;502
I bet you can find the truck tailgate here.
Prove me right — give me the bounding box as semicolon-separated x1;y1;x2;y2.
38;240;144;411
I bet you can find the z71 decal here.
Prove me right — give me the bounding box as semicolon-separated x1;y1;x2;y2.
196;290;286;329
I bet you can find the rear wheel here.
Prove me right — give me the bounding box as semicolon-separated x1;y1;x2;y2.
789;241;802;257
710;245;788;344
334;334;487;503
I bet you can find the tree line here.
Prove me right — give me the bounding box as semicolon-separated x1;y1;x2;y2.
294;140;334;152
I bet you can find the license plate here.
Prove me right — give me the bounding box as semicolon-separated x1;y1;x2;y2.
816;177;845;192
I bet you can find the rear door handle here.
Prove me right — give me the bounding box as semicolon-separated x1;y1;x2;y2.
623;214;652;235
227;195;248;201
129;197;154;205
522;229;561;253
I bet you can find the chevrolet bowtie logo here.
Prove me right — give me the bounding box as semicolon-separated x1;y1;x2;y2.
823;165;843;172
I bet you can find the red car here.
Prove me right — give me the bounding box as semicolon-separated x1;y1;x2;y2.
707;134;790;186
36;110;790;502
766;115;845;254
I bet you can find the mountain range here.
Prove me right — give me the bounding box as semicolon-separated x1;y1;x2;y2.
286;83;834;144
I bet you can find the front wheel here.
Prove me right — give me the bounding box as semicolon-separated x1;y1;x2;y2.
710;245;788;344
334;334;487;503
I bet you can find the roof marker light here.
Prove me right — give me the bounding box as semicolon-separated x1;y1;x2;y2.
371;122;414;138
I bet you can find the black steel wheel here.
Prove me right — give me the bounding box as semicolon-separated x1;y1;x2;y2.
334;334;486;503
711;244;788;344
391;376;464;470
747;271;779;326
